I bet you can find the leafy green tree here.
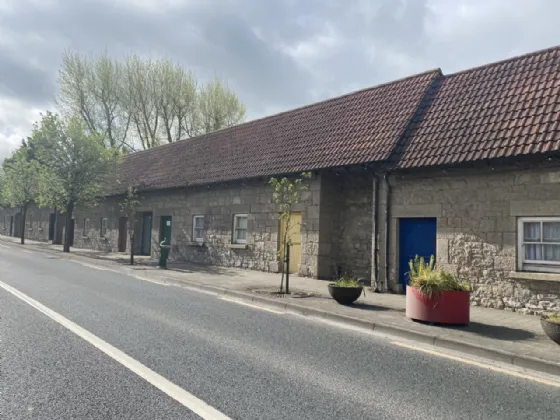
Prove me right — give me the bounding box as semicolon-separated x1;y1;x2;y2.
2;148;41;244
118;186;140;265
269;172;312;293
32;112;118;252
0;168;6;209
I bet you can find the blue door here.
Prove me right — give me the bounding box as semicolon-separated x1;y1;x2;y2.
398;218;437;293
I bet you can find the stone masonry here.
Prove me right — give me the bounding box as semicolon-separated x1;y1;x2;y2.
0;204;52;242
386;164;560;314
3;164;560;314
73;175;323;277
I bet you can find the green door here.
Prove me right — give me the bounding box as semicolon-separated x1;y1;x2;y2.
159;216;172;246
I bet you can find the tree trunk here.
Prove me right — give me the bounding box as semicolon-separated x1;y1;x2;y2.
20;204;28;245
130;234;135;265
63;201;74;253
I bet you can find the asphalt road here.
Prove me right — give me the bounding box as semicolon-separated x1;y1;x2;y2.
0;242;559;420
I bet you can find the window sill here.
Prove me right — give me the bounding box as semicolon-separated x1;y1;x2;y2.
188;242;205;247
508;271;560;283
228;243;248;249
82;236;90;240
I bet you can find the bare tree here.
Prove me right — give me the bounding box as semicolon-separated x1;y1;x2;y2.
57;50;132;150
198;77;246;134
56;49;246;151
155;59;198;142
123;55;161;149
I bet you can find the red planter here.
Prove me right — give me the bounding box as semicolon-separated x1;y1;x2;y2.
405;286;470;325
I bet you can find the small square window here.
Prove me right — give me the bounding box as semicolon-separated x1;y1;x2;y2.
193;215;204;242
100;218;108;237
518;217;560;273
83;218;90;237
233;214;248;244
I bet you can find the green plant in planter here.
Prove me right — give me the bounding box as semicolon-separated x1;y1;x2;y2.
330;275;362;288
543;312;560;324
408;255;470;298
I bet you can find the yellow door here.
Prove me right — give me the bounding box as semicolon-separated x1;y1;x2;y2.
279;212;302;274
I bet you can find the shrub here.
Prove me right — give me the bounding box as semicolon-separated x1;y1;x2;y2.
543;312;560;324
408;255;470;298
331;275;362;288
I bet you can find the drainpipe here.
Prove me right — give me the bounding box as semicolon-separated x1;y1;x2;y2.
384;172;392;292
372;173;380;292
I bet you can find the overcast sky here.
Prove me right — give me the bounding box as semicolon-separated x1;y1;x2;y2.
1;0;559;162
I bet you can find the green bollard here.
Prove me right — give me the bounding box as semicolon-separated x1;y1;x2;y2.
158;238;171;269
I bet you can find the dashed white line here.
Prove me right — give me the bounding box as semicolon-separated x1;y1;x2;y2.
21;249;34;254
0;280;233;420
220;297;285;314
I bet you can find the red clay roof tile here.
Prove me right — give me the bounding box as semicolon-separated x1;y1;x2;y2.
119;69;440;190
396;45;560;169
118;46;559;191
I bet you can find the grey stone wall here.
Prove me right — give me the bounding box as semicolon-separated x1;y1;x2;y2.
73;202;121;252
0;204;52;242
331;172;373;280
73;176;322;276
388;165;560;313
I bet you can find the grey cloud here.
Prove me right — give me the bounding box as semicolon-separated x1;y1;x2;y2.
0;0;559;162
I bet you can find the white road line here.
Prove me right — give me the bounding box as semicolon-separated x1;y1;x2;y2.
0;280;232;420
220;297;284;314
0;243;10;248
391;341;560;388
21;249;34;254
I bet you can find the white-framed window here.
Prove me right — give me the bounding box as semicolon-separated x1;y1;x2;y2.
193;215;204;242
83;218;90;237
100;218;108;237
233;214;248;244
518;217;560;273
28;214;32;230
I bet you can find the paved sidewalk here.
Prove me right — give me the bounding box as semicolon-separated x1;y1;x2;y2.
2;234;560;376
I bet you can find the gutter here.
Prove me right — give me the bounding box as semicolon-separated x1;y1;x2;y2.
384;172;392;292
372;173;380;291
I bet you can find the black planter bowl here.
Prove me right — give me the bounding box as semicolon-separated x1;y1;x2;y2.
328;284;363;305
541;317;560;345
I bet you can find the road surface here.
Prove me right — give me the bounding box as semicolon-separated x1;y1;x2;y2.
0;241;558;419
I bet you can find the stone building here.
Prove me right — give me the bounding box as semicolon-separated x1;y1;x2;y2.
1;46;559;313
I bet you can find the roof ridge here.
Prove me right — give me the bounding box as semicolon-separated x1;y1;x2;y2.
446;44;560;78
122;137;189;159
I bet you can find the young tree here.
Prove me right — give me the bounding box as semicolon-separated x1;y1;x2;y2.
2;148;41;244
0;168;6;209
33;112;118;252
118;186;140;265
269;172;312;293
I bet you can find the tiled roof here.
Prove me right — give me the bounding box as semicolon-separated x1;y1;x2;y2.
118;70;440;191
395;46;560;168
118;45;560;191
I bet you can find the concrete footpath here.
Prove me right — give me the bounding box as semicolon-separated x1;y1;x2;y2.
2;234;560;377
